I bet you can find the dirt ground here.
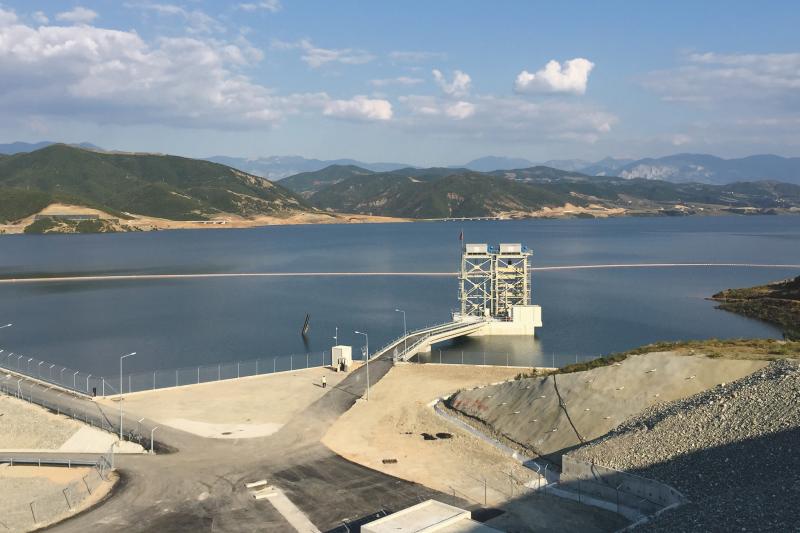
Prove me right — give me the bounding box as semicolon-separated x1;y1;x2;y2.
0;393;142;454
0;202;409;234
448;352;767;459
97;366;354;439
0;466;117;532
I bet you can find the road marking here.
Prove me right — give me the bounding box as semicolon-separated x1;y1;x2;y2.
251;485;320;533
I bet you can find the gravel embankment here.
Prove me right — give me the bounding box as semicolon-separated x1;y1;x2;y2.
570;359;800;532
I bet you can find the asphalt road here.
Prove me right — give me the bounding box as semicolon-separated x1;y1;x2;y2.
2;356;451;532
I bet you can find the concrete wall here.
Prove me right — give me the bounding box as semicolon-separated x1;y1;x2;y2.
561;455;685;514
468;305;542;336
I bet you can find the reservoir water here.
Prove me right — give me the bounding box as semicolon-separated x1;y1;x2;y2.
0;215;798;377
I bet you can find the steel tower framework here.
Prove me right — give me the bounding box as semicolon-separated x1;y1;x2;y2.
459;244;531;318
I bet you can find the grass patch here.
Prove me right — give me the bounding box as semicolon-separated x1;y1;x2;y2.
611;338;800;361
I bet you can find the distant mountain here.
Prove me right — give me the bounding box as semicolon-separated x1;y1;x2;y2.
0;145;309;223
305;165;800;219
578;157;635;176
280;165;375;197
593;154;800;185
206;155;411;180
0;141;101;155
540;159;593;172
462;156;535;172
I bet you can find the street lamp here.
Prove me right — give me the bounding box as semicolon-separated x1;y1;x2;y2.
354;330;369;401
37;360;44;377
119;352;136;440
150;426;159;454
73;370;80;389
395;309;408;357
0;323;12;329
48;363;55;381
27;357;32;373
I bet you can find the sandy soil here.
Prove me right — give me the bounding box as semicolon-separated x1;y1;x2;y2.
0;466;117;532
0;203;409;234
97;366;353;439
322;364;541;506
0;393;142;454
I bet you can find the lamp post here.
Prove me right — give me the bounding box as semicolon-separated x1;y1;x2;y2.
150;426;159;454
395;309;407;357
48;363;55;381
354;331;369;401
119;352;136;441
27;357;32;373
37;360;44;377
73;370;80;389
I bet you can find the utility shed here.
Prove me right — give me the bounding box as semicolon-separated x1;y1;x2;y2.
361;500;502;533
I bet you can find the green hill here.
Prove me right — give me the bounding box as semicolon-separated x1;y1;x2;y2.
0;145;310;223
303;165;800;219
712;277;800;340
279;165;375;197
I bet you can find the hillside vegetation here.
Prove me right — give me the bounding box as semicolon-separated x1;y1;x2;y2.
712;276;800;340
0;145;310;223
286;163;800;219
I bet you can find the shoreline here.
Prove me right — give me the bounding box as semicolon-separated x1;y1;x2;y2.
2;203;797;236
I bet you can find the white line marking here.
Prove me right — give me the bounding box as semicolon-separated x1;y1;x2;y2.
254;485;320;533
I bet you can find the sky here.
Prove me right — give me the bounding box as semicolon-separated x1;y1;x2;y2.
0;1;798;165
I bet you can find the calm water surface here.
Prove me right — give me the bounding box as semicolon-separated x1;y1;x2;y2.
0;216;798;376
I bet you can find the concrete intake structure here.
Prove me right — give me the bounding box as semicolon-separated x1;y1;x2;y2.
455;242;542;336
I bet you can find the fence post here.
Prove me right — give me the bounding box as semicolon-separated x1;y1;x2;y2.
153;371;156;390
237;362;240;378
273;358;276;373
102;378;105;397
175;369;178;387
218;364;221;381
306;353;309;369
290;355;293;371
461;351;464;364
506;352;509;367
197;367;200;384
129;374;131;393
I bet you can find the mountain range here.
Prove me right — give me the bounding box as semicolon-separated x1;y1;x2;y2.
3;142;799;185
280;164;800;219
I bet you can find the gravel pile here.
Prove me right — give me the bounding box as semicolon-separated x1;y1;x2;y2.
570;359;800;531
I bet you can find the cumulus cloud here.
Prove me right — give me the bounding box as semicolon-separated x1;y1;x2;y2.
432;69;471;98
400;94;615;142
55;6;98;24
238;0;281;12
515;58;594;95
323;96;392;121
272;39;374;68
370;76;424;87
0;8;381;129
32;11;48;24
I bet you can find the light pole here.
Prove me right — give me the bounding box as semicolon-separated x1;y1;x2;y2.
119;352;136;441
0;323;11;329
26;357;32;373
60;367;66;384
73;370;79;389
354;330;369;401
395;309;408;357
37;360;44;377
48;364;55;380
150;426;159;454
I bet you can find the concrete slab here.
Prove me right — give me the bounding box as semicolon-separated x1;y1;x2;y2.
97;366;350;439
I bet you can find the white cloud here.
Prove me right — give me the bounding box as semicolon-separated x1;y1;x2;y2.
272;39;374;68
323;96;392;121
432;69;471;98
389;50;447;63
515;58;594;95
124;3;225;34
55;6;98;24
645;51;800;102
238;1;282;12
32;11;49;24
0;8;376;129
0;8;17;25
400;94;615;143
671;134;692;146
369;76;424;87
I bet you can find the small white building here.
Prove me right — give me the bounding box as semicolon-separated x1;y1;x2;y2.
331;345;352;371
362;500;502;533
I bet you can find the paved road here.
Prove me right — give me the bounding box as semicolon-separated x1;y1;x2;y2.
3;356;449;532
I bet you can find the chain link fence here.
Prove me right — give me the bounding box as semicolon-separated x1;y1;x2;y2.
0;458;112;532
1;350;330;396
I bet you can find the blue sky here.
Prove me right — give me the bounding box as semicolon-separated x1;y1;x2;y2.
0;1;798;165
